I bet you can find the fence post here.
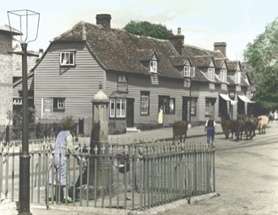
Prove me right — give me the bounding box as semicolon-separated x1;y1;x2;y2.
6;126;9;146
0;142;3;196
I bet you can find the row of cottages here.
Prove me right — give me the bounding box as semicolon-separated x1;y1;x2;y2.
13;14;253;135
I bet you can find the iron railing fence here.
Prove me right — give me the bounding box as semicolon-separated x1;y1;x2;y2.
0;139;215;210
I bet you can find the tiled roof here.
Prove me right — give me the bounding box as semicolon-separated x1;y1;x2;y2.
191;68;210;82
191;55;214;67
183;45;210;56
226;61;241;71
214;58;226;69
227;76;236;85
53;21;183;80
169;56;189;66
206;50;225;58
0;24;22;35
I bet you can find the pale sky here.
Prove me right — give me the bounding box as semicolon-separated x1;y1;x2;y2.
1;0;277;61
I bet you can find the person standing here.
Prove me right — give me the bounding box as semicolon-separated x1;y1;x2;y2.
205;115;216;144
48;119;79;203
158;106;163;128
274;110;278;124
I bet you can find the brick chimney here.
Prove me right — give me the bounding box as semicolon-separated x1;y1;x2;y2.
169;28;184;55
96;14;112;30
214;42;227;57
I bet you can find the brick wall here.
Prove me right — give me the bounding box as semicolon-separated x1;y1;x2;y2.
0;31;13;126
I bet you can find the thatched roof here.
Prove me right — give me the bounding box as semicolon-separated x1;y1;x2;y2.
52;21;183;79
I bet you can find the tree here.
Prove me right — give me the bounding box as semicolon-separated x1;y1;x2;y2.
244;17;278;110
123;20;173;40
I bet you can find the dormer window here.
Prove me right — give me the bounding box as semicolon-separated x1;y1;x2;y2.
208;68;215;81
220;69;227;82
190;67;195;77
235;71;241;84
60;52;75;66
150;61;157;73
184;66;190;77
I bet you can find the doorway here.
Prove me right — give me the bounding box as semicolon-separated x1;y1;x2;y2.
126;98;134;127
182;97;188;122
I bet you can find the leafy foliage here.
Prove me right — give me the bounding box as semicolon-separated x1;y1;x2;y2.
123;20;173;40
244;17;278;110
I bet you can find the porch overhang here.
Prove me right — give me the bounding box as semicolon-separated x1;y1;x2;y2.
219;93;237;105
238;95;255;103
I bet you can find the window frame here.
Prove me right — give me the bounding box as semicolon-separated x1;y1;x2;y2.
53;97;65;111
158;96;175;115
60;52;75;66
183;65;190;77
140;91;150;115
110;99;115;118
190;67;195;77
208;68;215;81
205;98;215;117
150;61;157;73
117;75;128;92
109;98;126;118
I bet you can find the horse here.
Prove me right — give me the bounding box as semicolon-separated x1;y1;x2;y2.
221;114;231;139
172;120;188;143
257;115;269;134
237;114;258;140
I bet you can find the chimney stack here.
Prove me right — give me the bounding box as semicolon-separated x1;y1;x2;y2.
169;27;184;55
96;14;112;30
214;42;227;57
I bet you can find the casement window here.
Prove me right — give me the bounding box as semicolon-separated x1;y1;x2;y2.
117;75;128;92
60;52;75;66
184;66;190;77
140;91;150;115
150;61;157;73
208;68;215;81
110;98;126;118
158;96;175;115
110;99;115;118
235;71;241;84
205;98;215;116
53;98;65;111
190;67;195;77
220;69;227;82
190;98;197;116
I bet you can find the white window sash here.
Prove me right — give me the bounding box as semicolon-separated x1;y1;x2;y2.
57;99;64;109
150;61;157;73
110;99;115;117
116;99;126;118
60;52;75;65
184;66;190;77
141;95;149;114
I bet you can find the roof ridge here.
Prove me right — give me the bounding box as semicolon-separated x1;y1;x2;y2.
52;21;84;41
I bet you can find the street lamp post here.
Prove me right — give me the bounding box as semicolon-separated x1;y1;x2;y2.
188;68;192;127
7;9;40;215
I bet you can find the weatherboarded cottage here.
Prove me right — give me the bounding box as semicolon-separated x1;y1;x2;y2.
33;14;196;134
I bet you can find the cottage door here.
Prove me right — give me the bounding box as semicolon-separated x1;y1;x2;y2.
182;97;188;122
126;98;134;127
